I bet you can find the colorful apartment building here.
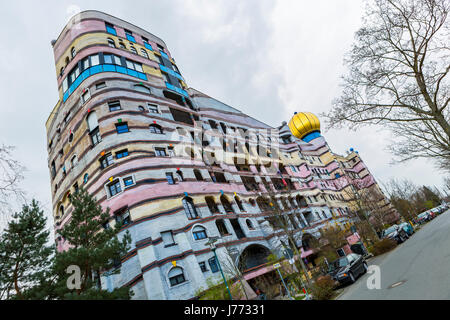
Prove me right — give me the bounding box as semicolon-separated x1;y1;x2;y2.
46;11;398;299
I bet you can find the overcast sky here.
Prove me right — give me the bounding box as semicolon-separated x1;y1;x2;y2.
0;0;447;223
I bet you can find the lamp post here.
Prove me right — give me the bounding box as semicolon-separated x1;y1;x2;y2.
205;237;233;300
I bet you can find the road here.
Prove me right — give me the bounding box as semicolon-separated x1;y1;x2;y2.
338;210;450;300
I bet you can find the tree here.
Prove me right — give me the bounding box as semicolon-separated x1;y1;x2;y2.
383;178;421;221
51;188;132;299
0;145;25;217
0;200;53;300
324;0;450;170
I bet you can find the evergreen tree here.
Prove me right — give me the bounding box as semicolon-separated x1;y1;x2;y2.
0;200;53;300
52;188;132;299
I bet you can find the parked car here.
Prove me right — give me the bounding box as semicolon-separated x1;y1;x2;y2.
399;222;414;236
329;253;368;285
417;212;431;224
381;224;409;243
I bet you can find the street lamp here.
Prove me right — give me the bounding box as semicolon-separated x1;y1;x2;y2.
205;236;233;300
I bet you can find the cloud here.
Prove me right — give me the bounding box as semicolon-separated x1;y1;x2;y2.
0;0;446;227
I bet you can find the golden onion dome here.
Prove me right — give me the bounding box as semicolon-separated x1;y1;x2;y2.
288;112;321;140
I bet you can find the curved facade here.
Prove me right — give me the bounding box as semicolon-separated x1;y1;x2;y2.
46;11;398;300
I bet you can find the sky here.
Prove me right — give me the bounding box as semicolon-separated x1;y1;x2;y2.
0;0;447;225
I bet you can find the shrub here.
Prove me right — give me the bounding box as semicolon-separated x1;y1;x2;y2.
310;275;336;300
371;238;398;256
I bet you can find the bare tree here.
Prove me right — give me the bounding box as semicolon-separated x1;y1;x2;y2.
259;185;313;286
324;0;450;170
383;178;421;221
0;145;25;218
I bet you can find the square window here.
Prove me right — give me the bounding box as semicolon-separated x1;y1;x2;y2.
108;180;122;197
116;149;129;159
124;176;134;187
155;148;167;157
161;231;175;246
100;153;114;169
116;123;129;134
96;82;106;89
148;104;159;113
109;101;121;112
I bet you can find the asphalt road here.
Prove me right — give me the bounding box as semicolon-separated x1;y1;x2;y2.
338;210;450;300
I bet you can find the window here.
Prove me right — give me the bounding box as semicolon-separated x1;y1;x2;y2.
96;82;106;89
90;127;101;146
91;54;100;66
138;106;145;112
155;148;167;157
100;153;114;169
134;84;151;94
166;173;175;185
199;262;208;273
205;197;219;214
71;47;76;58
116;122;129;134
216;220;229;236
194;169;203;181
105;22;117;35
140;49;149;58
119;41;126;49
124;29;136;43
108;101;121;112
107;38;116;48
114;207;131;225
149;124;163;134
103;54;122;65
148;104;159;113
235;196;245;212
126;59;144;72
246;219;255;230
176;170;184;182
116;149;129;159
130;46;137;54
124;176;134;187
81;90;91;104
83;173;89;184
183;197;199;219
71;155;78;168
161;231;175;246
208;257;219;273
220;195;234;213
108;179;122;197
192;226;207;240
168;267;186;287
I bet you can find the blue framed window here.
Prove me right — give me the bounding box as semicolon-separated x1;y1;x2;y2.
116;123;129;134
116;149;129;159
124;177;134;187
105;23;117;36
125;29;136;43
193;226;207;240
166;173;175;185
83;173;89;184
208;257;219;273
